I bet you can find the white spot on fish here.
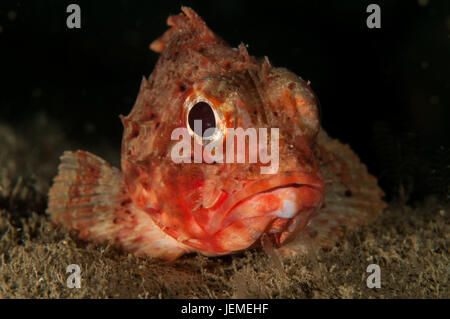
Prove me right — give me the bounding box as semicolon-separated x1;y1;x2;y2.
273;199;297;218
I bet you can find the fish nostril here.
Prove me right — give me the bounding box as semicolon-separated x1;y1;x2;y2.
131;128;139;138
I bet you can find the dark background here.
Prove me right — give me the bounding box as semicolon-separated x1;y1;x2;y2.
1;0;449;203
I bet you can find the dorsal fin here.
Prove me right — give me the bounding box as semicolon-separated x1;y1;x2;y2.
150;7;217;53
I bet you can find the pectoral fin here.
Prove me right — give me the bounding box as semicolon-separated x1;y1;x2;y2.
47;150;191;260
282;130;387;254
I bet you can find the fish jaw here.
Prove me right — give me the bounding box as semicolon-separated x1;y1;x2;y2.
179;172;325;256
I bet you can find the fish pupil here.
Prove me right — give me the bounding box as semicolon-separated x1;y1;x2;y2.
188;101;216;138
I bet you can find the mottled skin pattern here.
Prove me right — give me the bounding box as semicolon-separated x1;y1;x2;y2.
47;8;386;260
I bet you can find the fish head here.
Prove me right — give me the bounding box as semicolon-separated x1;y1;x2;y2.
120;7;324;255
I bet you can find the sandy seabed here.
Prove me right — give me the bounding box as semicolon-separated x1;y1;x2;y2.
0;115;448;298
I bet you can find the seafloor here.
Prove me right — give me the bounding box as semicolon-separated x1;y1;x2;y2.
0;115;448;298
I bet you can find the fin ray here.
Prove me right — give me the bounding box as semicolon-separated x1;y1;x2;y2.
284;130;387;253
47;150;192;260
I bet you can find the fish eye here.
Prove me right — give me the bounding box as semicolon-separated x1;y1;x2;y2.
188;101;217;138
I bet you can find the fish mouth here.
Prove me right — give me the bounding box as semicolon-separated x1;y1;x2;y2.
208;172;325;234
180;172;325;255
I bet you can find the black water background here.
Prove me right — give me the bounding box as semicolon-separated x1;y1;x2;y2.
1;0;449;203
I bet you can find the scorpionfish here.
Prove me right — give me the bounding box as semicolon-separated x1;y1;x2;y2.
47;8;386;260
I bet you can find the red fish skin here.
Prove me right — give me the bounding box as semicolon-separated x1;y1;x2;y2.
47;7;386;260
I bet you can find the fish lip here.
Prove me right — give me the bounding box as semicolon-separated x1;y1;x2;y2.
229;172;324;211
208;172;324;233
